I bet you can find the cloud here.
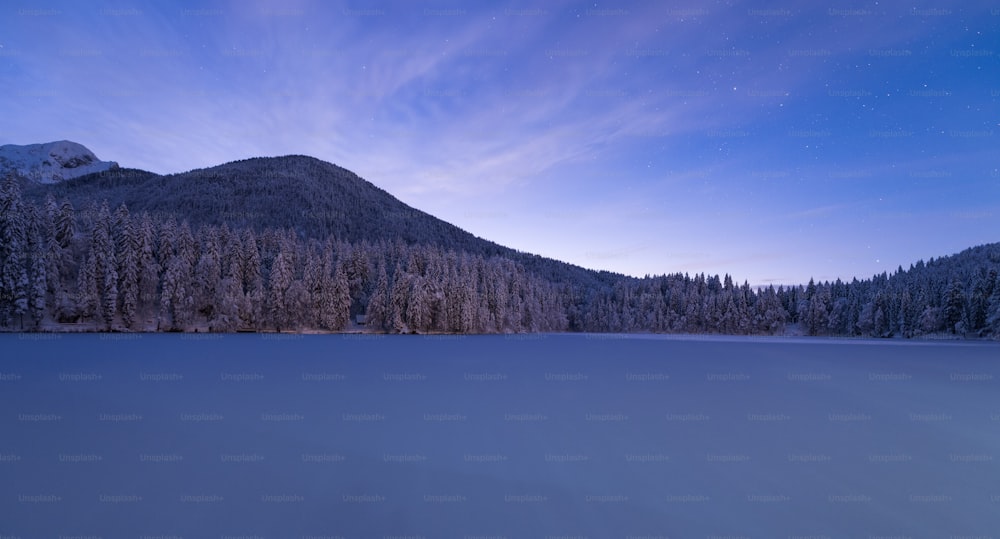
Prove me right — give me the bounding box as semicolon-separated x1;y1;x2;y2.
781;203;858;221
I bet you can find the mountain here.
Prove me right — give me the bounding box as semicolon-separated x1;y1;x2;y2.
29;155;615;290
3;148;999;337
0;141;118;184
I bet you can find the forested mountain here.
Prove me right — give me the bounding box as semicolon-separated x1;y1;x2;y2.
27;156;614;291
3;155;999;338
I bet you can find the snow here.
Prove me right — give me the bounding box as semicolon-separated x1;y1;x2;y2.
1;334;998;536
0;140;117;183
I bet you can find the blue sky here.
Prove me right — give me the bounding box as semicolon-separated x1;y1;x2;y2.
2;0;997;286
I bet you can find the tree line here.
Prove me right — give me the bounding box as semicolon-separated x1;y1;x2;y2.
2;177;999;337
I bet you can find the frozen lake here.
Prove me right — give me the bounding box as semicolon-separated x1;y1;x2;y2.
1;333;998;537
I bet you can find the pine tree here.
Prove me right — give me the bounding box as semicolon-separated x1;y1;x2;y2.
896;290;912;337
807;285;830;336
0;177;29;328
50;199;76;322
757;285;786;334
158;218;176;271
211;227;242;331
968;276;990;334
267;250;293;331
285;278;308;331
192;230;222;322
137;213;160;319
158;255;177;330
301;246;324;329
240;229;264;329
324;260;351;330
458;256;478;333
944;280;965;334
347;243;371;313
75;254;98;321
43;196;73;321
827;296;849;335
389;263;410;333
157;222;195;331
485;262;508;332
86;202;119;330
918;305;943;334
175;221;198;272
24;206;47;329
42;196;62;298
504;264;524;332
423;249;446;331
985;276;1000;338
55;199;75;249
406;274;429;332
365;263;390;330
214;273;242;331
114;204;139;328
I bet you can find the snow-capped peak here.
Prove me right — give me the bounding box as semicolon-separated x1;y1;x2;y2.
0;140;118;183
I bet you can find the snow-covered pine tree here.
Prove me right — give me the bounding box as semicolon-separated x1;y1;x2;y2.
969;275;991;334
807;284;831;336
944;280;966;334
52;198;77;321
75;253;98;321
504;262;525;332
365;263;390;331
0;177;29;328
55;199;75;249
301;245;324;329
266;249;293;331
192;228;222;323
388;263;410;333
157;218;176;272
285;277;308;331
442;264;461;332
136;213;160;319
24;205;47;329
406;274;430;332
113;204;139;329
222;230;244;285
484;261;508;332
175;221;198;272
213;227;244;331
421;249;446;331
156;221;195;331
457;255;478;333
213;273;242;332
240;228;264;329
476;279;492;332
42;196;62;297
89;202;118;330
347;242;371;312
985;274;1000;338
324;259;351;330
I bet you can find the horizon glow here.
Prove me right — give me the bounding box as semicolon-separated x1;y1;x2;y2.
1;0;997;286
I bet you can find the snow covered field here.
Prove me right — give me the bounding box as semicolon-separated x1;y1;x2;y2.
1;334;998;537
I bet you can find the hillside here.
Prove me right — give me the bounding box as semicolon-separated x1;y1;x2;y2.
3;151;999;338
26;156;614;291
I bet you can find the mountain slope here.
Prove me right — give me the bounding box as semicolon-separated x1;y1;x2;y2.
0;141;118;183
28;155;616;290
10;149;998;337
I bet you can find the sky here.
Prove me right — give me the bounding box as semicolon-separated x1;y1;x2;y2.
1;0;997;286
